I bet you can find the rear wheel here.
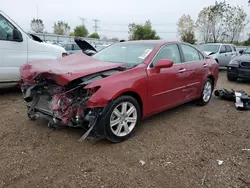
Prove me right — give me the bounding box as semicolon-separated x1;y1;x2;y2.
197;78;213;106
227;73;238;81
104;95;141;143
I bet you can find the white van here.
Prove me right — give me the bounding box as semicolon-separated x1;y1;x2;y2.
0;11;66;83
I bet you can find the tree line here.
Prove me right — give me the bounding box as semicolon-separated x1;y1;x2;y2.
30;0;250;44
30;19;101;39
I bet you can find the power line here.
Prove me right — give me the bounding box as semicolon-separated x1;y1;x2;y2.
93;19;100;33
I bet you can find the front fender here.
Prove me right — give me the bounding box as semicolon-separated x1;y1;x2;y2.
84;65;148;115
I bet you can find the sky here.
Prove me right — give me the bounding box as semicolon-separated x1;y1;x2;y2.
0;0;249;40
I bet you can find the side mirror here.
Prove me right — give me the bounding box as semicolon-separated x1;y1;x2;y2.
239;50;244;55
155;59;174;70
13;28;23;42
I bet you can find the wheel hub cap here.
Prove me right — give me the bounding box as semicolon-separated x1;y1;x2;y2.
110;102;137;137
203;81;212;102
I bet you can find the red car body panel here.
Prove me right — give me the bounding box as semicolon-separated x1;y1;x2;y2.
20;53;123;86
20;41;219;121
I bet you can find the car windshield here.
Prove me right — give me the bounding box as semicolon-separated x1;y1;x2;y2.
92;43;156;65
199;45;220;53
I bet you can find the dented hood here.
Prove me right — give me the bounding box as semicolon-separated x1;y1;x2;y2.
20;53;123;86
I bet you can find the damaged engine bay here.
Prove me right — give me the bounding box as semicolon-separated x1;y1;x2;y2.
20;68;124;140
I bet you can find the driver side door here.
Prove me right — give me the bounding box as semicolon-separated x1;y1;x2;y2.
147;44;187;114
0;13;27;82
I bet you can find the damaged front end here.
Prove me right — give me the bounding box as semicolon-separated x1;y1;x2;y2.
20;69;121;141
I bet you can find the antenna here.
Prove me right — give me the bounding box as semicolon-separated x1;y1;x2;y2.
78;17;87;26
93;19;100;33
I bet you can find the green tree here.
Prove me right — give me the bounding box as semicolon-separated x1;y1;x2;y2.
196;1;247;43
73;25;89;37
89;33;100;39
196;1;229;43
177;14;196;44
128;20;160;40
53;21;70;35
224;5;247;43
30;18;44;33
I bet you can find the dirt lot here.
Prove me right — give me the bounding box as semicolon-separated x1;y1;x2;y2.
0;70;249;188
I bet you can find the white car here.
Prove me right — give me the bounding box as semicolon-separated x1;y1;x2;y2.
198;43;238;67
0;11;66;83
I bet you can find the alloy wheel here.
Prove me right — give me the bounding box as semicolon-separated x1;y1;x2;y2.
110;102;137;137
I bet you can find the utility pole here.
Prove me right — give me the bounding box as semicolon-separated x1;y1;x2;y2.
78;17;87;26
93;19;100;33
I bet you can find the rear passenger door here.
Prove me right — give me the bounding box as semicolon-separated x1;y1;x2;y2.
179;44;209;101
225;45;233;65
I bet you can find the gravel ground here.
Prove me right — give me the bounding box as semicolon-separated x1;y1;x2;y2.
0;70;249;188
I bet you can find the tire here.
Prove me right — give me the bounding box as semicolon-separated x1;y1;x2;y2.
103;95;141;143
227;73;237;81
197;78;213;106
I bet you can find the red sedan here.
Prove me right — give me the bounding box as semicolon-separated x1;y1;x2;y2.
20;40;219;143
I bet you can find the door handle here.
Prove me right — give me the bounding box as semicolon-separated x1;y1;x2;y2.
203;63;208;68
178;68;186;73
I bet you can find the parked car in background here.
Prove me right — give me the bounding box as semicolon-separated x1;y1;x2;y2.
61;42;82;55
227;46;250;81
198;43;237;67
20;41;219;143
0;10;66;83
62;38;98;56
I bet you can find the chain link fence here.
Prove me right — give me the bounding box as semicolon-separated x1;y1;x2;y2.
33;33;117;46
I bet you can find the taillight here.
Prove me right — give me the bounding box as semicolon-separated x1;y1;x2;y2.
62;53;67;57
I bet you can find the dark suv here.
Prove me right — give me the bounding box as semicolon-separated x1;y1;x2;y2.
227;47;250;81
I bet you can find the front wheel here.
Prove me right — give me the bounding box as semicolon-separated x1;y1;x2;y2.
227;73;238;81
197;78;213;106
104;95;141;143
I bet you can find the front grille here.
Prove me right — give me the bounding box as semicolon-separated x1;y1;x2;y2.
240;62;250;69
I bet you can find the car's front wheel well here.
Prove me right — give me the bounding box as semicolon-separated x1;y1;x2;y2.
119;91;143;118
207;75;214;89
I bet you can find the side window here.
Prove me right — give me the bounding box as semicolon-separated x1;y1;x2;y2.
152;44;181;66
225;45;232;52
198;52;204;60
231;45;236;52
181;44;200;62
220;45;226;53
0;14;14;41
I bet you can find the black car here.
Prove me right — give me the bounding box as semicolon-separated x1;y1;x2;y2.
227;47;250;81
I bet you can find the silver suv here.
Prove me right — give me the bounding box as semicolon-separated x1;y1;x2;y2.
198;43;238;67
